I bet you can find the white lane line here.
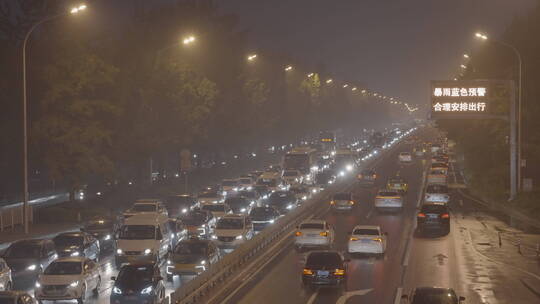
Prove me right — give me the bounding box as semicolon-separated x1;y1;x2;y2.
394;287;403;304
365;207;374;219
336;288;373;304
306;289;319;304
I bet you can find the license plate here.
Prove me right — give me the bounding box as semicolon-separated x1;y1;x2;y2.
361;239;371;243
317;270;329;276
307;234;319;237
394;184;401;187
428;214;438;218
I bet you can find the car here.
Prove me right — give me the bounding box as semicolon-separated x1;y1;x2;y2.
430;162;449;171
122;199;168;219
357;169;376;186
224;196;253;214
81;217;118;252
2;239;57;282
237;190;261;205
212;214;254;249
413;145;426;157
221;179;240;195
249;206;280;231
288;186;311;202
329;192;355;211
347;225;387;256
197;190;224;205
374;190;403;212
255;173;284;192
164;194;197;218
301;251;347;291
250;170;264;178
432;155;449;164
166;239;219;280
386;177;408;193
53;232;100;261
401;287;465;303
282;170;303;185
110;262;165;304
0;258;12;291
177;209;215;239
200;202;231;219
237;176;255;190
315;172;336;188
267;191;298;214
425;184;450;204
0;291;35;304
115;214;173;269
35;257;100;304
398;152;413;163
431;144;442;153
427;168;447;185
252;185;271;200
294;220;334;251
417;203;450;235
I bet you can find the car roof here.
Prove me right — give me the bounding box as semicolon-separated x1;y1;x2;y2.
300;219;326;225
353;225;380;231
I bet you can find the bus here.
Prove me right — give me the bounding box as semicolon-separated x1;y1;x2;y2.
282;147;319;184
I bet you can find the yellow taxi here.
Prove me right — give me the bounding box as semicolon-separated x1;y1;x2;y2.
386;177;408;194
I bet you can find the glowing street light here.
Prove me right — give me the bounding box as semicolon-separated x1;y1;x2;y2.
361;89;367;94
475;32;488;40
460;64;467;69
343;84;348;88
326;79;333;84
351;87;357;91
183;35;196;45
70;4;87;14
247;54;257;61
463;53;470;59
284;65;293;71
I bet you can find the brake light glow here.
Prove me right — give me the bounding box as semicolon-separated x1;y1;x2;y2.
349;237;358;241
303;268;313;275
348;200;354;205
372;238;382;242
441;213;450;218
320;231;328;237
330;200;335;205
295;231;302;236
417;212;426;218
334;269;345;275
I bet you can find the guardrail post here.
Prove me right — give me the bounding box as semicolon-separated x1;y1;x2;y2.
498;232;502;247
517;238;522;255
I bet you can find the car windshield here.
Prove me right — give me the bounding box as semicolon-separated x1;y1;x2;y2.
116;265;153;287
44;261;82;275
426;184;449;193
333;193;351;200
269;192;292;203
411;290;457;304
202;204;225;212
222;180;237;186
167;196;193;204
4;242;41;258
421;204;448;214
217;218;244;229
238;191;256;199
379;191;398;197
84;220;114;230
353;229;379;235
388;179;403;184
179;212;207;226
53;235;83;247
283;171;298;177
118;225;156;240
300;223;324;230
306;252;342;268
131;204;156;212
250;208;276;217
174;242;207;255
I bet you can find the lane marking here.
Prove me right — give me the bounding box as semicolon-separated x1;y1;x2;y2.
336;288;373;304
306;289;319;304
394;287;403;304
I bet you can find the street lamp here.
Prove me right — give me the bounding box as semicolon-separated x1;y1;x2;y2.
307;73;314;77
182;35;196;45
284;65;293;72
21;3;87;234
460;64;467;69
475;31;523;194
326;79;333;84
342;84;348;88
463;53;470;59
247;54;257;61
351;87;357;91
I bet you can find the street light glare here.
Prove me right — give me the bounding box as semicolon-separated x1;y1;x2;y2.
70;4;87;14
285;65;293;71
307;73;314;77
183;36;196;45
247;54;257;61
326;79;333;84
343;84;348;88
352;87;357;91
475;32;488;40
463;54;469;59
460;64;467;69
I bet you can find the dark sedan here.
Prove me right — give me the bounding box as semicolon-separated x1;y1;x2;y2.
417;203;450;236
302;251;347;291
2;239;57;284
52;232;100;261
267;191;298;214
402;287;465;303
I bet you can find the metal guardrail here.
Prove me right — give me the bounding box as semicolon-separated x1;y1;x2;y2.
170;128;419;304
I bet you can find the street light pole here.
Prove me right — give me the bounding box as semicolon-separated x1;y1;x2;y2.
21;5;86;234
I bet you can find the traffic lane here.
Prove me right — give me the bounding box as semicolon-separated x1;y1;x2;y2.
231;141;424;304
320;157;426;304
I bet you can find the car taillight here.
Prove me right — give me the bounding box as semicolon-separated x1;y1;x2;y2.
330;200;335;205
320;231;328;237
417;212;426;218
349;237;358;241
372;238;382;242
334;269;345;275
295;231;302;236
303;268;313;275
441;213;450;219
349;200;354;205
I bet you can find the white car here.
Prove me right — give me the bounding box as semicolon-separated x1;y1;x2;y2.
282;170;303;186
398;152;412;163
221;179;240;195
35;257;101;304
197;191;223;205
294;220;334;250
427;169;447;185
237;176;254;190
200;203;231;219
0;258;12;291
212;215;254;249
348;225;387;256
425;184;450;204
374;190;403;212
123;199;168;219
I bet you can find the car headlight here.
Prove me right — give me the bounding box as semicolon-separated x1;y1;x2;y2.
112;287;122;294
27;264;37;271
144;248;152;255
182;208;188;213
240;208;246;213
116;249;123;255
286;204;293;210
302;195;307;200
346;164;353;171
35;282;41;288
200;260;206;265
104;234;111;241
69;281;79;288
235;235;243;240
167;260;171;265
141;286;153;295
70;251;80;257
211;235;217;239
269;219;275;224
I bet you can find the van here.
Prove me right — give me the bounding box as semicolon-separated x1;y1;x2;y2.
256;172;284;192
114;214;173;269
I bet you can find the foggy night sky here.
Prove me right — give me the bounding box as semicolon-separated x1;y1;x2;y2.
217;0;536;115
